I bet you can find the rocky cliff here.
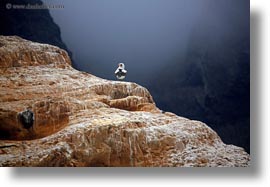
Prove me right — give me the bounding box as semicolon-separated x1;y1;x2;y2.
0;36;250;167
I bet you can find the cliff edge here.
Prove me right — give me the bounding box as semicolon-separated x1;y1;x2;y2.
0;36;250;167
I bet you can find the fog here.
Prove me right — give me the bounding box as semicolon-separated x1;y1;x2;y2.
41;0;248;84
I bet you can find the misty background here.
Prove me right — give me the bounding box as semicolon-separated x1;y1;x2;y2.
44;0;206;83
0;0;250;152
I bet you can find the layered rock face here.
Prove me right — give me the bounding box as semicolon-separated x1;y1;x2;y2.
0;36;250;167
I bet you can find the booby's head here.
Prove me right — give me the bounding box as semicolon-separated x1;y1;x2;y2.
118;63;125;69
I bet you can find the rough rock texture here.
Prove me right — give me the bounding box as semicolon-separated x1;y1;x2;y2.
0;36;250;167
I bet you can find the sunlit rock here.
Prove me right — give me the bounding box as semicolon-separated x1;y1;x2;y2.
0;36;250;167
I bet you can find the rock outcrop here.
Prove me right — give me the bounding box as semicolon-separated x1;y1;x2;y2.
0;36;250;167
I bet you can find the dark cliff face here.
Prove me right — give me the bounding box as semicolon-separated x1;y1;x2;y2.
0;0;73;63
148;1;250;153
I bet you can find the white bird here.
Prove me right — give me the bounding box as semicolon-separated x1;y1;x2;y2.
115;63;127;80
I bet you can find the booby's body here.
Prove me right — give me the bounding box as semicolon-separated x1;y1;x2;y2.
115;63;127;80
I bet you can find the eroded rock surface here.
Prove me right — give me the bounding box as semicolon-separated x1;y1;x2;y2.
0;36;250;167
